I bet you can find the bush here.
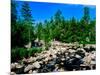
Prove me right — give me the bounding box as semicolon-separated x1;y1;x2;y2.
11;47;42;62
11;48;28;62
28;47;42;56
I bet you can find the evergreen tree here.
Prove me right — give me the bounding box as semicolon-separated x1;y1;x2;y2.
83;7;90;25
37;22;43;41
21;2;35;44
11;0;18;48
21;2;33;23
53;10;63;40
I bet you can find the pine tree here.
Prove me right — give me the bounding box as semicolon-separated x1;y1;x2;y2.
21;2;34;45
83;7;90;25
11;0;17;48
53;10;63;40
37;22;43;41
21;2;33;23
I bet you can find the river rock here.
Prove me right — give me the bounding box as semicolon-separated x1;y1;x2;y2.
16;64;23;69
11;72;16;75
11;41;96;73
33;61;41;69
90;61;96;65
84;44;95;52
33;70;38;73
28;70;33;74
27;57;36;63
69;49;76;53
75;54;82;59
76;49;85;58
24;64;34;72
11;63;16;70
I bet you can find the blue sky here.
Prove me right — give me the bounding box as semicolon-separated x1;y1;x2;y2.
16;1;96;23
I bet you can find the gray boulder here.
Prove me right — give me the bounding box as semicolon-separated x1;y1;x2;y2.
33;61;41;69
24;64;34;72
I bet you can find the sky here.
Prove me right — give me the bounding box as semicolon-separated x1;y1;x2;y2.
16;1;96;23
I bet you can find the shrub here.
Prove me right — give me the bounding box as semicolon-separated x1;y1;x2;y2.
11;47;42;62
11;48;28;62
28;47;42;56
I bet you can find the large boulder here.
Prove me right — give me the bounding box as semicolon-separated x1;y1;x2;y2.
24;64;34;72
76;48;85;58
27;57;36;63
33;61;41;69
84;44;96;52
11;63;16;70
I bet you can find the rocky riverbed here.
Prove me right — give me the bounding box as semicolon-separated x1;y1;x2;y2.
11;41;96;74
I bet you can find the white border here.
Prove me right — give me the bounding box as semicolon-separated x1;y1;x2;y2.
0;0;10;75
0;0;98;75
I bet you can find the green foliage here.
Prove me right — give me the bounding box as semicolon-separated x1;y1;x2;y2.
28;47;42;56
21;2;33;22
11;0;17;25
21;2;34;43
34;7;95;45
11;0;18;48
11;20;35;48
83;7;90;25
11;47;42;62
11;2;36;48
11;48;28;62
11;2;96;62
36;22;43;40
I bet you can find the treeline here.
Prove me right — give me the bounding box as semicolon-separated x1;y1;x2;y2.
11;1;96;48
11;1;95;61
36;9;96;45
